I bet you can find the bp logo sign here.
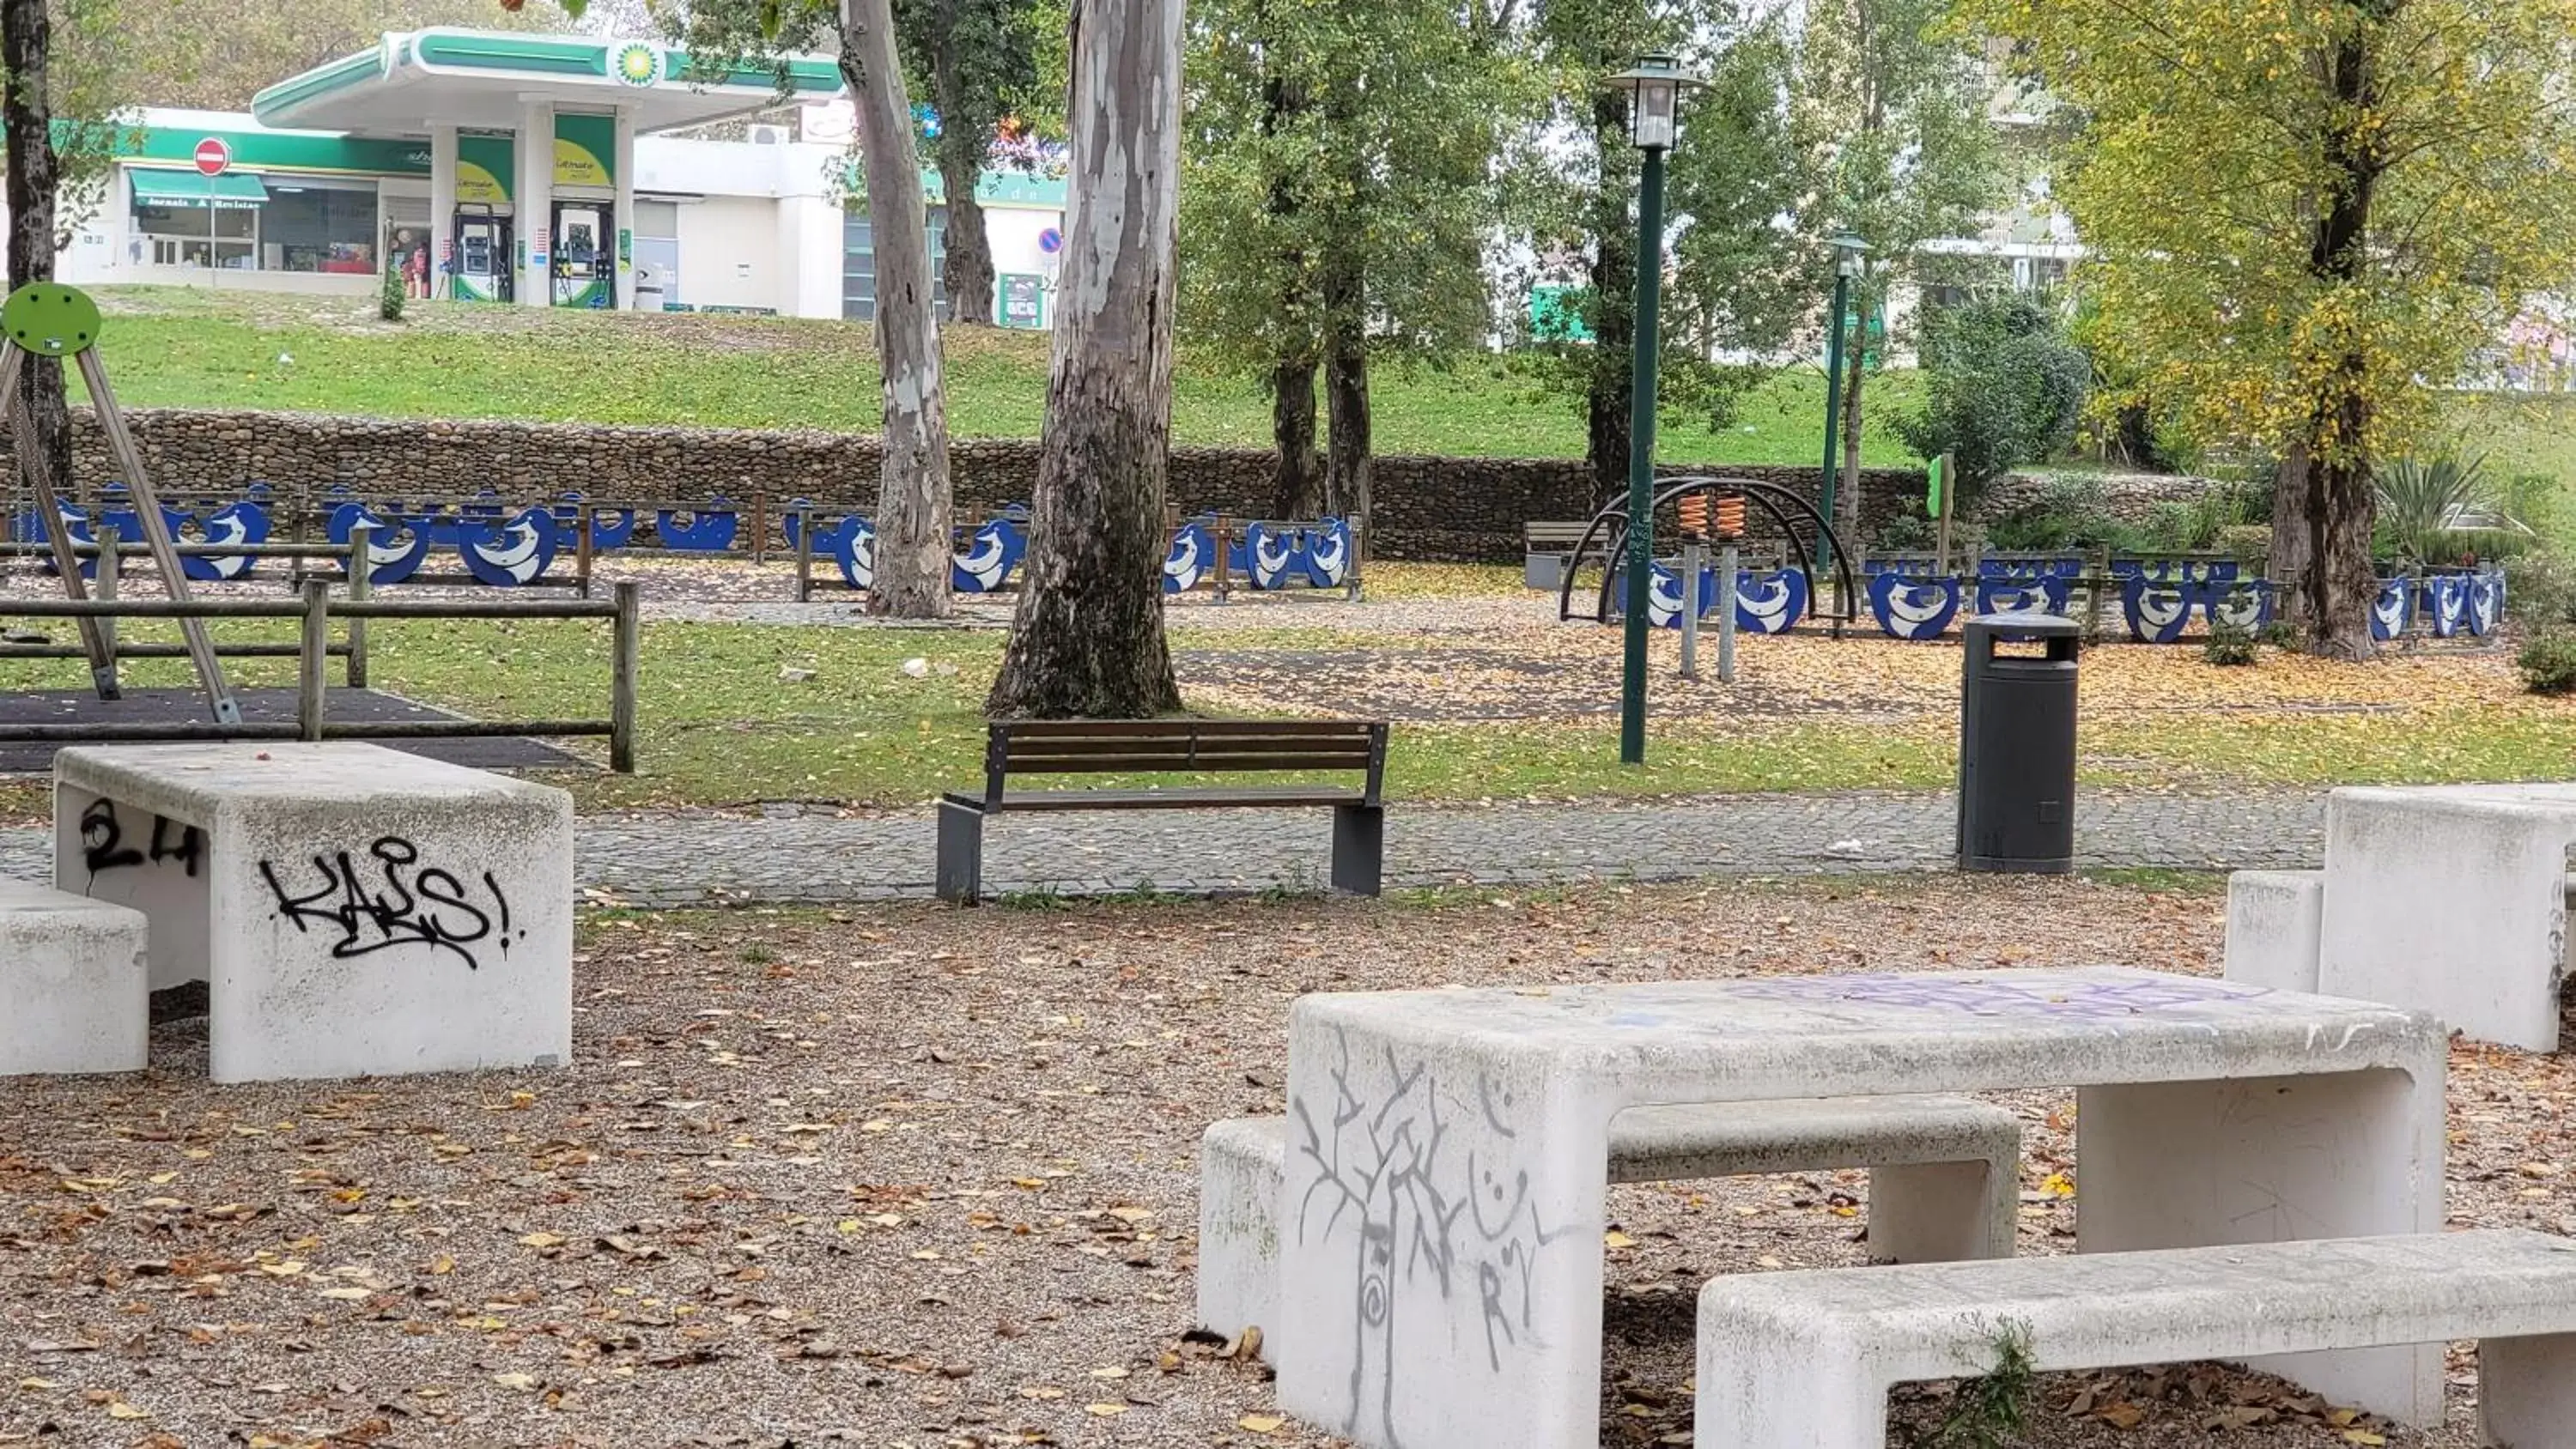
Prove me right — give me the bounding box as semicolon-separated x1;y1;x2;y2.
613;43;660;86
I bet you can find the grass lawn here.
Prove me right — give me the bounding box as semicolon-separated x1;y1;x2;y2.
81;287;1925;468
14;579;2576;811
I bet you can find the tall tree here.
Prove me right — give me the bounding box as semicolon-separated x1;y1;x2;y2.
1792;0;1997;543
659;0;955;618
1971;0;2576;657
1509;3;1815;498
987;0;1183;717
894;0;1043;327
4;0;127;506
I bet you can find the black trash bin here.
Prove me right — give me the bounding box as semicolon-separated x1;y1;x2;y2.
1957;612;2079;874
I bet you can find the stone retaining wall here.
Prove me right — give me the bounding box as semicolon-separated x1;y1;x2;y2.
4;406;1929;563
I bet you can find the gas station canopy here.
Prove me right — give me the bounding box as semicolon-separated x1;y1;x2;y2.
251;28;843;136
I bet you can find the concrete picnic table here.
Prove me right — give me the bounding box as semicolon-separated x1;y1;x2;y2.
1273;966;2448;1449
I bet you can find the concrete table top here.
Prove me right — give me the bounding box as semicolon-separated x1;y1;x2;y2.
54;743;567;826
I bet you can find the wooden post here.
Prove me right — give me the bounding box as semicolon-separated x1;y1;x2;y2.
297;579;330;743
575;503;596;600
93;523;117;672
750;488;769;567
794;507;816;603
1213;518;1233;603
344;522;372;688
610;579;640;773
1934;451;1957;578
2086;543;2111;643
0;346;119;697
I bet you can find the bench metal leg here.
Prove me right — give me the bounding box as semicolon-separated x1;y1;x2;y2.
936;802;985;906
1330;803;1383;896
2482;1333;2576;1446
1867;1158;2014;1264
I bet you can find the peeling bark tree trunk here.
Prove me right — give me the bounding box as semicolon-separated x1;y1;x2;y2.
2298;27;2385;661
3;0;70;506
844;0;955;619
1271;359;1322;518
1585;97;1634;504
986;0;1184;718
1321;240;1370;523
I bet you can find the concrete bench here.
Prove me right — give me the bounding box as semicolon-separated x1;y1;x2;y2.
2317;785;2576;1051
0;880;150;1076
2227;856;2576;1040
55;743;574;1082
1200;1095;2021;1356
1696;1230;2576;1449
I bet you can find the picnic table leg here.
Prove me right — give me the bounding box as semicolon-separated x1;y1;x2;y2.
2479;1333;2576;1446
935;801;986;905
1276;1010;1613;1449
2074;1050;2447;1426
1329;804;1382;897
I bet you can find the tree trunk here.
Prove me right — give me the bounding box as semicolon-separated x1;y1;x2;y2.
929;3;996;328
1585;98;1634;503
1270;359;1322;518
3;0;70;507
987;0;1184;718
1835;297;1867;547
2269;441;2313;634
2298;28;2384;660
1324;336;1370;522
844;0;955;620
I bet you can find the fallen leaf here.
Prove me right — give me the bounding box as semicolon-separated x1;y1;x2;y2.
1239;1413;1285;1433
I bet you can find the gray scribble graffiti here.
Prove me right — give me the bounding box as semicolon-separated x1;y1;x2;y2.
1290;1027;1564;1447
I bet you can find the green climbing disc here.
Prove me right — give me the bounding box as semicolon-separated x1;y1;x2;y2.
0;282;102;357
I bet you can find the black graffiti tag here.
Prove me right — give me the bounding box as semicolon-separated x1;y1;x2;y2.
259;837;519;971
81;798;203;880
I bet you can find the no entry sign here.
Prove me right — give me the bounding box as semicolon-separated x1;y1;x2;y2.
193;138;232;177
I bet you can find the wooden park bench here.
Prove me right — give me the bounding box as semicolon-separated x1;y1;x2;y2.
935;718;1390;904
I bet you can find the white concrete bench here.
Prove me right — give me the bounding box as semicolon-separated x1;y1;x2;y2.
1697;1230;2576;1449
2229;857;2576;1038
0;880;149;1076
1200;1095;2021;1356
2316;785;2576;1051
54;743;574;1082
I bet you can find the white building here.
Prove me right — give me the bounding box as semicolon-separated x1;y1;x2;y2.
49;28;1069;326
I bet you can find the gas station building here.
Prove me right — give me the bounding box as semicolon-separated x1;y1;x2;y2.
51;29;1071;326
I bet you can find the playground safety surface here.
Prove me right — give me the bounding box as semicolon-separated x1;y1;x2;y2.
0;687;588;773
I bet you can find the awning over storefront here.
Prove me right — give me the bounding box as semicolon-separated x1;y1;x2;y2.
129;169;271;206
252;28;841;136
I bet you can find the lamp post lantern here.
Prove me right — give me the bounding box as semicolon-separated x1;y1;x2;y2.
1815;233;1868;577
1608;52;1704;767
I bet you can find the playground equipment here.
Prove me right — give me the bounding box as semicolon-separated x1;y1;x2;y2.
0;282;239;721
1558;476;1860;637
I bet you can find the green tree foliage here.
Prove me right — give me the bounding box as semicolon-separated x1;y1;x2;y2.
1896;293;2086;495
116;0;561;111
1967;0;2576;657
1792;0;1999;538
1508;1;1816;498
1178;0;1514;514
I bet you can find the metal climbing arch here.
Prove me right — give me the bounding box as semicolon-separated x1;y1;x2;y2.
1556;476;1860;635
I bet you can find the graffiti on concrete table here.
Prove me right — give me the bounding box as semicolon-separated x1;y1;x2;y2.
258;837;520;971
78;797;203;881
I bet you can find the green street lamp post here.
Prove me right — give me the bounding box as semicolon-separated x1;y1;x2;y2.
1609;53;1704;767
1815;233;1868;578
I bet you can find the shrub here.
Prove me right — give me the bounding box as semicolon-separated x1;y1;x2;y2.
2215;523;2273;567
380;263;405;323
2376;452;2530;567
1982;476;2140;553
2504;550;2576;627
1897;294;2089;505
2518;631;2576;694
2204;621;2258;666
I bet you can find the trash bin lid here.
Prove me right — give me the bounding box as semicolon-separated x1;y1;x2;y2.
1964;610;2081;638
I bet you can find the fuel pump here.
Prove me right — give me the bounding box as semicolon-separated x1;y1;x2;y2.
451;206;513;303
550;200;613;308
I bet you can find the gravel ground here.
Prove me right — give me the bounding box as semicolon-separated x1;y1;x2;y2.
3;876;2570;1449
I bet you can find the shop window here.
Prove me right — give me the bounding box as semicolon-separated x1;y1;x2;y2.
263;180;380;275
134;201;254;270
841;204;951;322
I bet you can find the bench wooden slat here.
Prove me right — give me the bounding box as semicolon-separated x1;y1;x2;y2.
1002;753;1377;775
993;718;1375;741
946;785;1367;812
1000;733;1376;760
